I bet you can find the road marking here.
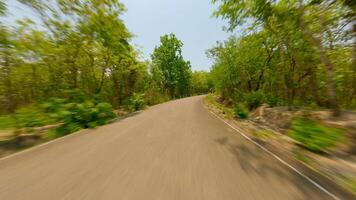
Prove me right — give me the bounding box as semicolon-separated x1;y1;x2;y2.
207;109;341;200
0;111;141;162
0;129;87;162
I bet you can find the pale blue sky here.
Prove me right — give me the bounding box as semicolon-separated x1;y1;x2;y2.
5;0;233;71
120;0;232;71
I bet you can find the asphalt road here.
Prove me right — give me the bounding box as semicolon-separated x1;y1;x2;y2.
0;96;336;200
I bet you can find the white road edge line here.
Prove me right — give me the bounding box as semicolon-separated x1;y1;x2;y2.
0;112;138;162
0;129;87;162
207;109;341;200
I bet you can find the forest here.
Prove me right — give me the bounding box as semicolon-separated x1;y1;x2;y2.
209;0;355;115
0;0;355;137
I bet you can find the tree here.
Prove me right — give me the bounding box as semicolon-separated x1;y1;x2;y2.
211;0;355;112
151;34;192;98
191;71;212;95
0;0;149;113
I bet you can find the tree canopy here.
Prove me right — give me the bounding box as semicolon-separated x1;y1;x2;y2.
151;33;192;99
0;1;210;116
209;0;355;112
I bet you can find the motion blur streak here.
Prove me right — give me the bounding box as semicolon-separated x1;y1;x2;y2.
0;96;333;200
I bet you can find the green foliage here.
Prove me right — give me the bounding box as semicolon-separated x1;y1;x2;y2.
45;98;116;130
206;94;234;118
0;106;55;131
0;0;199;116
151;33;192;99
143;88;170;106
234;103;249;119
294;152;312;166
129;93;146;111
191;71;212;95
13;106;56;129
245;91;265;110
52;123;81;137
267;96;280;108
0;0;6;16
210;0;355;112
38;90;117;136
289;118;344;153
0;0;150;114
0;115;15;130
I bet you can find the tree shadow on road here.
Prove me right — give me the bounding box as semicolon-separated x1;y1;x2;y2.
214;136;333;200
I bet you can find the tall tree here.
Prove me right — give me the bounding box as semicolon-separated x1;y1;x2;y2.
211;0;354;113
0;0;149;113
151;34;192;98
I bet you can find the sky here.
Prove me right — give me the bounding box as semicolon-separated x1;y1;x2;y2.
120;0;232;71
4;0;233;71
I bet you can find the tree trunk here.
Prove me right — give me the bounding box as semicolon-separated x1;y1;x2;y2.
310;69;323;106
298;1;340;116
2;51;16;112
352;24;356;102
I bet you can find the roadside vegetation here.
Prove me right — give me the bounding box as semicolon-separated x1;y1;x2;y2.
207;0;355;151
209;0;355;113
288;118;344;153
206;0;355;193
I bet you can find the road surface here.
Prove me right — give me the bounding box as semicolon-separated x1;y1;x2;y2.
0;96;337;200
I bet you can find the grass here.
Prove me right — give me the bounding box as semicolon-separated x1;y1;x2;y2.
252;130;275;140
0;115;15;130
289;118;344;153
343;176;356;194
294;151;313;166
205;94;234;118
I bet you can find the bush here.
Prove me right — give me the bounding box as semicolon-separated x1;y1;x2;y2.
96;102;116;124
245;91;265;110
129;93;146;111
144;89;170;105
13;106;55;128
234;103;249;119
43;92;116;136
45;99;116;129
288;118;344;153
267;96;279;107
53;123;81;137
0;90;116;137
0;115;15;130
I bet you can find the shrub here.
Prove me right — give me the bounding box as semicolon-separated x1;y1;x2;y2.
0;115;15;130
45;100;116;128
43;92;116;136
53;123;81;137
13;106;55;128
245;91;265;110
288;118;344;153
234;103;249;119
129;93;146;111
267;96;279;107
144;89;170;106
96;102;116;124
